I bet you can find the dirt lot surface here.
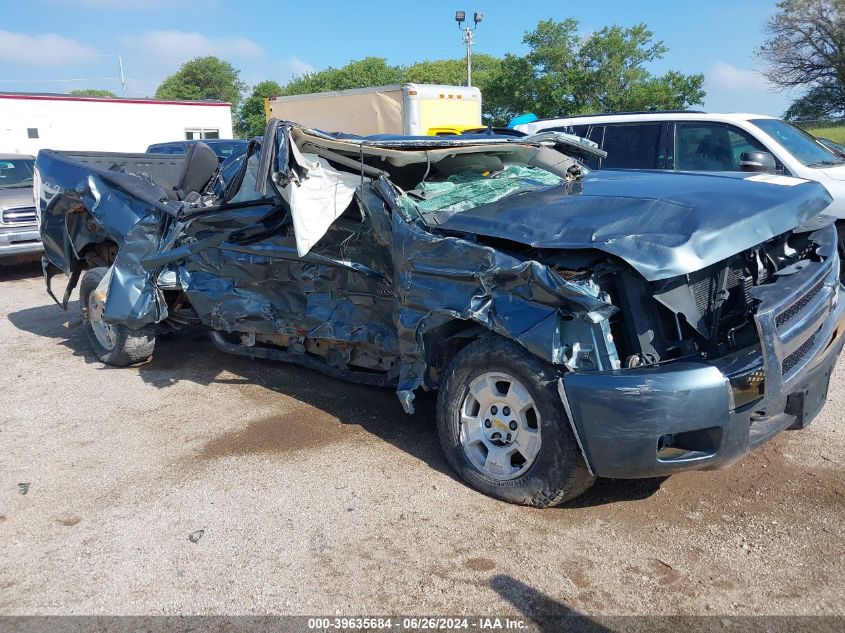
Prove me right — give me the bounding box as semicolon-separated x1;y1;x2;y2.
1;261;844;623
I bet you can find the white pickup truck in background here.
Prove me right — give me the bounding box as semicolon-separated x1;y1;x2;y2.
0;153;41;260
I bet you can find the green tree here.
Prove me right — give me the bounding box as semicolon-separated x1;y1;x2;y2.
403;54;501;89
484;19;705;124
784;85;843;120
70;89;116;98
281;57;403;95
155;56;247;109
481;53;539;125
236;80;283;138
759;0;845;119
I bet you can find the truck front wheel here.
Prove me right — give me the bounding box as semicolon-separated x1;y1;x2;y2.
436;337;594;507
80;267;156;366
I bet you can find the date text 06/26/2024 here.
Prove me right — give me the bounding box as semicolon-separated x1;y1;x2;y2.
306;617;528;630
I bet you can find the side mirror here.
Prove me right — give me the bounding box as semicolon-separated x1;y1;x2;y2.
739;151;776;174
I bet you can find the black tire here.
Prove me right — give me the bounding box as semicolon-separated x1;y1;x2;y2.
436;336;595;507
80;267;156;366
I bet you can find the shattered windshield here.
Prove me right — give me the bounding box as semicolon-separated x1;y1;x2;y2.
0;159;35;189
411;164;564;214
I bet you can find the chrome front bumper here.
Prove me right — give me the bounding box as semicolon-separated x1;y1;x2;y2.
0;225;43;257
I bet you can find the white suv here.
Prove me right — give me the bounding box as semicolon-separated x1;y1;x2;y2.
515;112;845;221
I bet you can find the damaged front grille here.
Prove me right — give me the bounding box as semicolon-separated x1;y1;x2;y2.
775;277;825;329
781;328;820;376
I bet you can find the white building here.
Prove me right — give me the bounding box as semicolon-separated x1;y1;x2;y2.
0;92;234;155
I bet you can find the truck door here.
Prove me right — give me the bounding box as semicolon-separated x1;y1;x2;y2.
175;149;310;339
302;186;400;377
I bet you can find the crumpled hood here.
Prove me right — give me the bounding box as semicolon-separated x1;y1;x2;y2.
433;169;833;281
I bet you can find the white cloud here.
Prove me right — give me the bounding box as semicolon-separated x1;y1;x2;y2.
121;30;263;64
118;35;315;94
279;56;316;79
703;60;793;116
0;30;98;68
116;31;265;97
706;60;771;92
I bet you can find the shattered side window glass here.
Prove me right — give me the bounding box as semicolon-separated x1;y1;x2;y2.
227;152;264;204
395;192;422;220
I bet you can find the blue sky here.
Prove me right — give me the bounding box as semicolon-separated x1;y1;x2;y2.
1;0;795;115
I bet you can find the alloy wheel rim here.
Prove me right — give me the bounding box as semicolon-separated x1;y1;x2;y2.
88;292;117;351
459;371;542;481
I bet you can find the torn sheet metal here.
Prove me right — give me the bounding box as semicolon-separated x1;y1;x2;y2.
385;194;617;412
520;130;607;162
173;189;400;371
101;205;169;328
36;150;183;326
290;126;571;169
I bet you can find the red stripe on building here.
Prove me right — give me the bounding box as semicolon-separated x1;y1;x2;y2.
0;94;231;107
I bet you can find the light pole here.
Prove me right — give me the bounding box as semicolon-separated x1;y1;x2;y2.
455;11;483;87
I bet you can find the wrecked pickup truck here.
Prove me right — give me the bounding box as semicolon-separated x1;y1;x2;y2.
36;120;845;507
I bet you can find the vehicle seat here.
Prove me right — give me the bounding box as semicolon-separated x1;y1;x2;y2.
173;142;218;200
694;133;734;170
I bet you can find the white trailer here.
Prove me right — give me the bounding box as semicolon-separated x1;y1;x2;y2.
265;83;482;136
0;92;233;154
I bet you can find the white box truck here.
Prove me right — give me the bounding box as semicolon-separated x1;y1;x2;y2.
265;83;482;136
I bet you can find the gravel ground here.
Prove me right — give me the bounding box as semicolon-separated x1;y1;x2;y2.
0;261;843;622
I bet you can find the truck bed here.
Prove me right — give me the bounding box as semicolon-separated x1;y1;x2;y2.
49;151;186;194
36;149;192;274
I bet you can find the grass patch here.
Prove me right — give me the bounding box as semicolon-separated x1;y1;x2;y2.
799;125;845;144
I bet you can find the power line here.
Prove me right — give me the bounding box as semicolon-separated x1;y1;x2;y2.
0;51;119;58
0;77;121;83
124;78;159;87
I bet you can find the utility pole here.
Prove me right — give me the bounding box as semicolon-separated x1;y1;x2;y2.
455;11;483;87
118;54;126;97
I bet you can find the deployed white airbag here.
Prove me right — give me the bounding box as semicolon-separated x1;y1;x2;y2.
281;145;366;256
